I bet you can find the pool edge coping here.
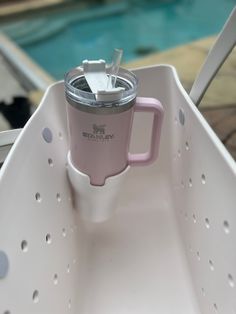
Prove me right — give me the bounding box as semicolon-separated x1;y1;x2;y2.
0;32;55;92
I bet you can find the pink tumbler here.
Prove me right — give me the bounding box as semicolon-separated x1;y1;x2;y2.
65;65;163;186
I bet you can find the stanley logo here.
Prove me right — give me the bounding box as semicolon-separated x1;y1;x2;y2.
83;124;114;141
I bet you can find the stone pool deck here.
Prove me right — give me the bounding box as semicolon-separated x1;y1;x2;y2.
0;35;235;160
0;0;66;21
126;36;236;160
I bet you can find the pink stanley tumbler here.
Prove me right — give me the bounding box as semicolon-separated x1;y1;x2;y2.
65;60;164;186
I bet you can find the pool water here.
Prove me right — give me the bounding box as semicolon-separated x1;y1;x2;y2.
2;0;236;79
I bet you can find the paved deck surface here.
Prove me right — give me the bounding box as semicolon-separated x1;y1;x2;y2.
0;0;65;20
126;37;236;160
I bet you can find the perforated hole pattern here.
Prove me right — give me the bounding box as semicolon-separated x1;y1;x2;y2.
1;66;235;314
0;111;79;313
173;102;236;313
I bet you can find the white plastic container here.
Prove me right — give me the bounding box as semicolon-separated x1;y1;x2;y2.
0;62;235;314
1;7;236;313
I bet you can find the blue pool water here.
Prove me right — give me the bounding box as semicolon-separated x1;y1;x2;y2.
2;0;236;79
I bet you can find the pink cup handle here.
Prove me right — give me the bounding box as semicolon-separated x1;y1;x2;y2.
128;97;164;166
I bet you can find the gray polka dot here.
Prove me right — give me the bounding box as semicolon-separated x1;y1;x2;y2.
0;251;9;279
179;109;185;126
42;128;53;143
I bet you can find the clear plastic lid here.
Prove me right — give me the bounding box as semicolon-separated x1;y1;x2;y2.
64;66;138;108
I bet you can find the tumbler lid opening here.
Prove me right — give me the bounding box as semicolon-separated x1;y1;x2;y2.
64;52;138;110
83;49;124;102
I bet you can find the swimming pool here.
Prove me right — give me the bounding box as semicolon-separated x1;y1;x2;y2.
1;0;236;79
